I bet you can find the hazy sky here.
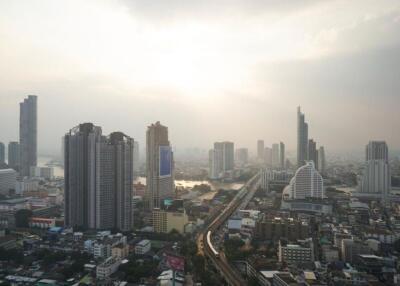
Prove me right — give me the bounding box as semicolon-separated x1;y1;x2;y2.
0;0;399;155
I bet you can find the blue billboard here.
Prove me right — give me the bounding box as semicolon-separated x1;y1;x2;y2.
159;146;172;177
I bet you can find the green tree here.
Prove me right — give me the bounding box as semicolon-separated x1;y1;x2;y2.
224;238;245;261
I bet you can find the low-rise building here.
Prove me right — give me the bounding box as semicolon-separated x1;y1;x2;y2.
255;217;309;241
30;166;54;180
135;239;151;255
112;243;129;259
152;200;188;234
278;238;314;264
96;257;121;279
0;169;17;195
273;272;297;286
29;217;56;229
93;242;111;259
321;245;339;263
341;239;373;263
15;178;39;194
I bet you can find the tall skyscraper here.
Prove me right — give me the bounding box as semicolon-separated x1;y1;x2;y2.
209;147;222;179
64;123;134;231
297;106;308;167
0;142;5;164
271;143;280;168
146;121;174;209
104;132;134;231
222;141;234;171
283;161;324;200
209;149;219;179
307;139;318;170
235;148;249;166
366;141;388;161
360;141;390;200
264;147;272;166
19;95;37;177
133;141;140;178
279;142;285;169
8;142;20;170
257;140;265;160
209;142;234;179
64;123;102;229
318;146;326;175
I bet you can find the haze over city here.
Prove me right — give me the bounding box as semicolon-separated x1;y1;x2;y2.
1;0;400;155
2;1;400;286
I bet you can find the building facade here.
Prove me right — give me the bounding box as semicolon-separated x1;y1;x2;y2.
0;142;5;164
360;141;390;201
278;238;314;264
7;142;20;171
297;107;308;167
0;169;17;195
257;140;265;161
318;146;326;175
279;142;285;169
19;95;38;177
283;161;324;200
209;141;234;179
152;199;188;234
235;148;249;166
272;143;280;168
146;121;174;209
307;139;318;170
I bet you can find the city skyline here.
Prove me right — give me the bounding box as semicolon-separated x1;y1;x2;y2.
1;2;400;285
1;1;400;154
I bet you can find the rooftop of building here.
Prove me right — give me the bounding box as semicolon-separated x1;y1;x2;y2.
137;239;151;246
0;197;29;204
0;168;16;174
274;273;297;285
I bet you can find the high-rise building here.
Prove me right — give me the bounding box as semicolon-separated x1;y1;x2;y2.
105;132;134;231
279;142;285;169
64;123;103;229
0;142;5;164
264;147;272;166
297;107;308;167
209;148;222;179
64;123;134;231
365;141;388;161
235;148;248;166
8;142;20;171
271;143;280;168
283;161;324;200
318;146;326;175
222;141;234;171
0;169;17;195
209;142;234;179
257;140;264;160
307;139;318;170
360;141;390;200
19;95;37;177
146;121;174;210
133;141;140;178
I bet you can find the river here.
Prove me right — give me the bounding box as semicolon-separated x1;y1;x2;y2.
38;156;244;197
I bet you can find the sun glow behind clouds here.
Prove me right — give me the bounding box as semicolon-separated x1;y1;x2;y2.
1;0;336;99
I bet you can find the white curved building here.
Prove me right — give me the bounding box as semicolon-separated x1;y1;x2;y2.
283;161;324;200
